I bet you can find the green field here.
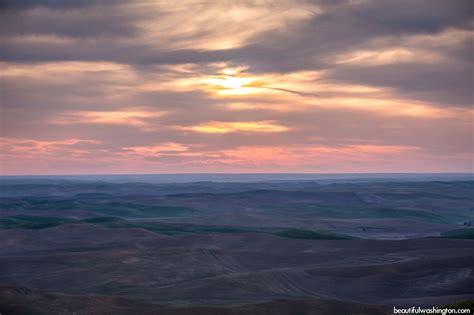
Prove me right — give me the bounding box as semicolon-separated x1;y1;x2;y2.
0;197;195;218
441;228;474;239
0;215;354;240
263;203;468;224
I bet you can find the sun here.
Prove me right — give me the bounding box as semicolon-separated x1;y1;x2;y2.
204;69;263;96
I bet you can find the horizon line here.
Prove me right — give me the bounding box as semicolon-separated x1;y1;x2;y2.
1;172;472;178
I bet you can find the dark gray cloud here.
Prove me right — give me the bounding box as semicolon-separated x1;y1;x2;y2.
221;1;473;106
0;1;147;38
0;38;226;64
327;59;473;107
233;0;472;71
349;0;472;33
2;0;471;68
0;0;127;10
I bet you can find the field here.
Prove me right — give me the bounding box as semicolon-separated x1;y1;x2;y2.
0;175;473;314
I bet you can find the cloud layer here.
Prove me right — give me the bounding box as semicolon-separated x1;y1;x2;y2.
1;0;472;174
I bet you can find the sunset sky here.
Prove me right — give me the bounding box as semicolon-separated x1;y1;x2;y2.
0;0;472;175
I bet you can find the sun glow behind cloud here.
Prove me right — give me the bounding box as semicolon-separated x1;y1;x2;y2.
204;74;262;96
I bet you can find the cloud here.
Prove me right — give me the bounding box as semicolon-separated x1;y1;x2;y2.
327;59;473;107
1;0;470;108
50;109;167;131
103;142;469;174
121;142;189;156
177;120;291;134
0;0;111;10
0;4;144;39
0;137;105;166
217;144;421;167
1;0;472;174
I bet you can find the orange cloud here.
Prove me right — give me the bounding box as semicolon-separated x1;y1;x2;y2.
5;59;455;122
223;102;301;112
177;121;290;134
174;64;457;120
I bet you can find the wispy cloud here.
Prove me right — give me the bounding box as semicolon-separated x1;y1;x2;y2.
177;121;290;134
50;109;167;131
121;142;190;156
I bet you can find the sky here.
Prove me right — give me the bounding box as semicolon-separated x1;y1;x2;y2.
0;0;473;175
